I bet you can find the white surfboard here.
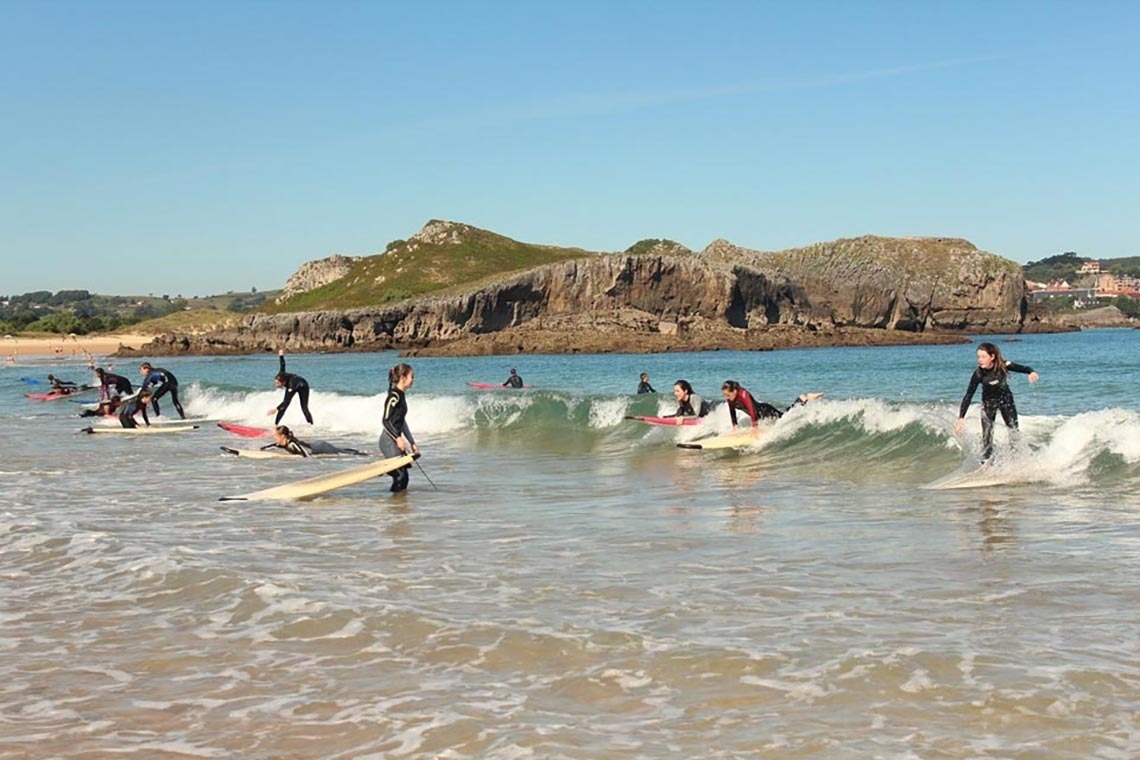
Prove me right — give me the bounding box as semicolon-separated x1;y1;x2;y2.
82;425;200;434
677;430;760;450
924;466;1015;490
219;454;415;501
220;446;299;459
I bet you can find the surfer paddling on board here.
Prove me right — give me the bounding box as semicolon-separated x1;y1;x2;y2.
954;342;1039;463
261;425;368;457
664;379;712;425
502;368;524;388
139;363;186;419
47;374;79;394
721;380;823;435
268;349;314;425
637;373;656;394
379;363;419;493
118;390;153;429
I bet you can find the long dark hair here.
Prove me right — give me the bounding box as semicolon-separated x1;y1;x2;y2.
977;342;1008;377
389;363;413;387
674;379;693;395
721;380;742;393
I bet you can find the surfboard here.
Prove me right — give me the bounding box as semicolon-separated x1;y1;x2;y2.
924;467;1015;490
26;386;95;401
218;421;272;437
219;454;415;501
676;430;760;450
466;381;532;390
220;446;298;459
625;415;700;426
82;425;200;434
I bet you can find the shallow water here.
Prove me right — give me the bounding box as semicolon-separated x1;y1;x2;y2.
2;330;1139;757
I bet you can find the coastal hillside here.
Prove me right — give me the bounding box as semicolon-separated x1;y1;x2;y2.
265;220;597;313
131;220;1032;357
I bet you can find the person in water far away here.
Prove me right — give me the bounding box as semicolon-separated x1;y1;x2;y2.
637;372;656;394
664;379;711;424
267;348;314;425
954;341;1039;463
502;368;524;388
379;362;420;493
721;380;823;435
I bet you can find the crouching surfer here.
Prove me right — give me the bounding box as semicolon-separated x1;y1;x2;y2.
118;390;153;429
721;380;823;435
260;425;368;457
379;363;419;493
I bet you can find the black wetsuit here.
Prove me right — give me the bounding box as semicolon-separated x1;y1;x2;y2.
959;362;1035;461
503;374;524;388
667;392;711;418
99;372;132;400
637;380;656;394
275;355;313;424
143;368;185;419
260;439;366;457
118;396;150;429
378;385;416;492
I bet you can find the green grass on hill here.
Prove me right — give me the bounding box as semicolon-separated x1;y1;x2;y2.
128;309;246;335
265;225;596;313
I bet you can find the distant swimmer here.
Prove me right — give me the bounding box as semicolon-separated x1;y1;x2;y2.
379;362;419;493
261;425;368;457
664;379;712;424
720;380;823;432
95;367;132;401
118;390;152;429
637;372;656;394
502;368;524;388
268;349;313;425
954;341;1039;463
139;362;186;419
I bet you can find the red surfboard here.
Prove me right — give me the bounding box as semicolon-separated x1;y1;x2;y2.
217;421;272;438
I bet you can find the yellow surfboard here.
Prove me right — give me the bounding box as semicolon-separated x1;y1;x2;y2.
219;454;415;501
676;430;760;450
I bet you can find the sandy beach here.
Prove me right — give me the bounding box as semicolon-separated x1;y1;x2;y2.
2;333;152;361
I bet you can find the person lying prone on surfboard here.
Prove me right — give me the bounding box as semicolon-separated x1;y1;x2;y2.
261;425;369;457
720;380;823;435
664;379;712;424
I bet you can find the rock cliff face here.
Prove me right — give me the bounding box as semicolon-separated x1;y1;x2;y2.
275;254;361;303
135;232;1028;357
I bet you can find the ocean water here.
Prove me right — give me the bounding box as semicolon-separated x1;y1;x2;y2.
2;329;1138;758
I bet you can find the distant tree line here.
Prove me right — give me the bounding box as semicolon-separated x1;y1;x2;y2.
1024;252;1140;282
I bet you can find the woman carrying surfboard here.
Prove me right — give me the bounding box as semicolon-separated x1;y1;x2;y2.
954;342;1039;463
379;363;419;493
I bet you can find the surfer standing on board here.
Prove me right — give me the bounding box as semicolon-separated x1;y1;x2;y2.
379;362;419;493
95;367;132;402
721;380;823;434
268;349;314;425
954;342;1039;463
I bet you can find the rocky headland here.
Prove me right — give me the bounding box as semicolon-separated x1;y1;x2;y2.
126;221;1040;358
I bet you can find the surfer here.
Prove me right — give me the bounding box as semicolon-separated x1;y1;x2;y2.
721;380;823;431
268;349;313;425
79;396;121;418
118;390;152;429
502;368;524;388
260;425;368;457
47;374;78;393
637;373;656;394
954;342;1039;462
379;362;419;493
139;363;186;419
95;367;132;401
664;379;711;423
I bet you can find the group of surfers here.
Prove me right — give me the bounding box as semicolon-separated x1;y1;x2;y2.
52;340;1036;494
635;340;1039;462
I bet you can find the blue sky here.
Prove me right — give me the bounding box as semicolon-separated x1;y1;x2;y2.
2;0;1137;296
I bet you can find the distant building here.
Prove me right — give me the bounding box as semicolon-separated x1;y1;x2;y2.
1078;260;1101;274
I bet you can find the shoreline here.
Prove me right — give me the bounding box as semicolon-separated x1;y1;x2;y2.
2;333;152;361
